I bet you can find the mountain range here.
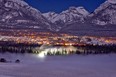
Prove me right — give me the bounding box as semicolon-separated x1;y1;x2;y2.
0;0;116;37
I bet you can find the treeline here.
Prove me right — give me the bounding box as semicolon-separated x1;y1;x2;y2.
75;44;116;54
0;41;39;53
0;41;116;54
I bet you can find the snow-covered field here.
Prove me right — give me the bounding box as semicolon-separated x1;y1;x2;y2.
0;53;116;77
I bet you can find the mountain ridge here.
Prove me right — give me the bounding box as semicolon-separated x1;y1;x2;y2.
0;0;116;37
0;0;53;31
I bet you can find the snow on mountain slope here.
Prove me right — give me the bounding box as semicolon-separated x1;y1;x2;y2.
0;0;45;21
59;0;116;36
52;7;89;23
0;0;52;31
43;6;89;31
90;0;116;25
42;12;58;23
43;6;89;23
0;0;115;36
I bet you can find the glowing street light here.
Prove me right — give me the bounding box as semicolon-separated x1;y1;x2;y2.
38;52;46;58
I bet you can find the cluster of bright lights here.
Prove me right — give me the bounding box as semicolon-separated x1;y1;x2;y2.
38;52;46;58
37;46;77;58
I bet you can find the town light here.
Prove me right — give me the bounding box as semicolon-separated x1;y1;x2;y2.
38;52;46;58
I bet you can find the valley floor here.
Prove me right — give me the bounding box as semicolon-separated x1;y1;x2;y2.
0;53;116;77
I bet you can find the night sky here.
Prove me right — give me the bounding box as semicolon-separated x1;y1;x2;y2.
24;0;106;13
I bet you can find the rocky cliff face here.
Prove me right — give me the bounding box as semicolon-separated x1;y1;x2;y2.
0;0;53;31
90;0;116;25
43;6;89;31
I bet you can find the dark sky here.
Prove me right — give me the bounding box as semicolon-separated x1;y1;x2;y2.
24;0;106;13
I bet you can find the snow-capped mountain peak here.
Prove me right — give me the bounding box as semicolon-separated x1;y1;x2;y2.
42;6;90;31
1;0;45;21
61;6;88;15
57;6;89;23
62;6;89;16
90;0;116;25
42;12;58;23
43;6;89;24
0;0;53;31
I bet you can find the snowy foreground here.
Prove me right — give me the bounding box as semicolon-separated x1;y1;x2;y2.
0;53;116;77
